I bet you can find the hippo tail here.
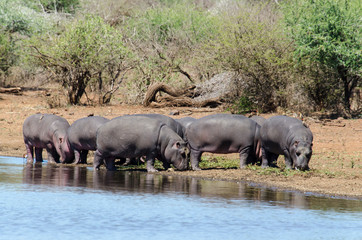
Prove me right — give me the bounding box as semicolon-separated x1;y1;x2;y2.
254;125;262;160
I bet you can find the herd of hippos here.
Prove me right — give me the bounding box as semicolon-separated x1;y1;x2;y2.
22;113;314;172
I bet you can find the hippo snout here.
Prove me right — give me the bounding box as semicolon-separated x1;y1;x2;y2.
294;155;310;171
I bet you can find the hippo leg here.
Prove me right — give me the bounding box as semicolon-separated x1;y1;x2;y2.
261;146;270;168
239;146;251;168
73;149;81;164
146;156;158;173
162;161;171;170
46;147;59;164
190;150;202;171
93;150;103;170
283;150;293;169
80;150;88;164
269;153;279;168
35;147;43;163
25;144;34;164
104;158;116;171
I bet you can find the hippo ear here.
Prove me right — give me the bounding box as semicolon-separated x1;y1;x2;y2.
172;141;181;149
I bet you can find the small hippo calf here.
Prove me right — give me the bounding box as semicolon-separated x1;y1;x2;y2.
67;116;109;164
260;115;313;170
23;114;74;164
186;114;261;170
94;116;189;172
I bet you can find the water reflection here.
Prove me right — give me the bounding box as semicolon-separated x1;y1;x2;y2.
22;164;362;212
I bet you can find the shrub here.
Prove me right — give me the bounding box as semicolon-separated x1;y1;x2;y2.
122;3;220;102
282;0;362;111
28;15;131;104
207;2;295;112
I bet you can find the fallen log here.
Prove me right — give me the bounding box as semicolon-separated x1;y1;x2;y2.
143;82;221;108
0;87;22;94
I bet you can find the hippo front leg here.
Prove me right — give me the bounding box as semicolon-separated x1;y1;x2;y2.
190;150;202;171
46;147;59;164
146;155;158;173
104;158;116;171
73;149;81;164
283;149;293;169
93;150;103;170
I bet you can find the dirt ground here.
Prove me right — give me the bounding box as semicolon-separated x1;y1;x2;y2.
0;89;361;199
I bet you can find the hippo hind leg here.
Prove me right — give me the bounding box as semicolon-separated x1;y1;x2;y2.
261;147;279;168
239;146;251;168
25;143;34;164
80;150;88;164
35;147;43;163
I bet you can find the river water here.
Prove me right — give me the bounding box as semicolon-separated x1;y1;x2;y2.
0;156;361;240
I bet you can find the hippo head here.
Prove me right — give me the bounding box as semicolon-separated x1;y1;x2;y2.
290;140;313;171
163;140;189;171
54;134;74;163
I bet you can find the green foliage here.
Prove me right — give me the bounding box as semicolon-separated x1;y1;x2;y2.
29;15;131;104
122;3;220;101
36;0;80;13
228;96;255;114
282;0;362;110
0;0;53;35
0;31;14;74
208;2;294;112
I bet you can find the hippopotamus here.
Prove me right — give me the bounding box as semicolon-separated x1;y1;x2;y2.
23;113;74;164
249;115;266;126
133;113;185;139
260;115;313;170
94;115;189;172
175;117;196;134
185;114;261;170
67;116;109;164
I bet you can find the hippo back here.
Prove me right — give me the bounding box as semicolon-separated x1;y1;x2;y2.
186;114;259;154
133;114;185;139
68;116;109;150
96;116;164;158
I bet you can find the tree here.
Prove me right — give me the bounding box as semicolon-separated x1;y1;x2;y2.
29;15;131;104
282;0;361;111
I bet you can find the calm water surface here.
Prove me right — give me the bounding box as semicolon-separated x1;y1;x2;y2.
0;156;361;240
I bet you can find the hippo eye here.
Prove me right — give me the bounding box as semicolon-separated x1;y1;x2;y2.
296;152;301;156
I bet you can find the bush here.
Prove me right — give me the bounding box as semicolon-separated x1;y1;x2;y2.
28;15;131;104
121;3;220;103
0;32;14;75
282;0;362;111
207;2;295;112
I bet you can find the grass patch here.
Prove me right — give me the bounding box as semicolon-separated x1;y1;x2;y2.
199;156;239;169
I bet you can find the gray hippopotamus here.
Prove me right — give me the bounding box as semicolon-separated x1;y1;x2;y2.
67;116;109;164
249;115;266;126
185;114;261;170
23;113;74;164
260;115;313;170
94;115;189;172
176;117;196;135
